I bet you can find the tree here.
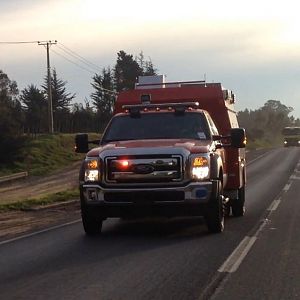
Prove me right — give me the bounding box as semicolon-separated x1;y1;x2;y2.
71;100;96;132
114;50;142;91
260;100;293;137
0;70;25;162
20;84;47;134
91;67;115;130
136;51;158;76
42;68;75;132
238;99;295;144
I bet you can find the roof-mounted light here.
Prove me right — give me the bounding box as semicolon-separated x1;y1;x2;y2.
122;102;200;117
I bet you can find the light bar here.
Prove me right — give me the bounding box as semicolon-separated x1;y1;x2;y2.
122;102;199;112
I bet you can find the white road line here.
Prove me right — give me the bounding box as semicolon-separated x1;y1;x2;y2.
247;151;273;166
218;217;270;273
0;219;81;246
283;183;291;192
290;162;300;180
218;168;293;274
267;199;281;211
218;236;257;273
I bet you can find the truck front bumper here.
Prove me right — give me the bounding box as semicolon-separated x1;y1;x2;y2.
81;182;213;205
80;182;215;218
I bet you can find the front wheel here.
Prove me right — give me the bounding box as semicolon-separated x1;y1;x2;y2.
205;180;224;233
81;207;103;235
232;186;246;217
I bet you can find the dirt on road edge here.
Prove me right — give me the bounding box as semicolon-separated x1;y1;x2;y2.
0;200;81;243
0;160;83;242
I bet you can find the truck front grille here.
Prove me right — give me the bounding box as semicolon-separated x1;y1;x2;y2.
104;190;185;203
105;155;183;184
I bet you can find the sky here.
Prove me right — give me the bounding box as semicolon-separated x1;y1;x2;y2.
1;0;300;118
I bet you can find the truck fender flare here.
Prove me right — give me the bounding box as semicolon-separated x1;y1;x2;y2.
210;153;223;180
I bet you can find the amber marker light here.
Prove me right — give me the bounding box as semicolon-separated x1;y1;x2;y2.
84;159;100;182
87;159;98;169
191;156;210;180
193;157;208;167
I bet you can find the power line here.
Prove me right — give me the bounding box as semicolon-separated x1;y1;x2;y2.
1;40;117;95
50;48;97;74
51;48;118;95
57;43;103;73
0;40;51;44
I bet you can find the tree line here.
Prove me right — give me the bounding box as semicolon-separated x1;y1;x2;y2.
0;50;156;162
1;48;299;163
238;100;300;146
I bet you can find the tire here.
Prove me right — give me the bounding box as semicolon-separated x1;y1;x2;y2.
232;186;245;217
205;180;224;233
224;203;231;217
81;206;103;235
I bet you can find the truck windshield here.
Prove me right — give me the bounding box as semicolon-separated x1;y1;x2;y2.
102;112;210;143
282;127;300;136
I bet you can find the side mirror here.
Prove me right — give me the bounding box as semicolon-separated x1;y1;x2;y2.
231;128;246;148
75;133;89;153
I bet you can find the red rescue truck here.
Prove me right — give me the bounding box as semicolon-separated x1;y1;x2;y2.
75;76;246;234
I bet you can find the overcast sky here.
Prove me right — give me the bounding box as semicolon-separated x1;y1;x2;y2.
1;0;300;118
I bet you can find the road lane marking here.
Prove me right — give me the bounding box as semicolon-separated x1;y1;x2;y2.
218;236;257;273
247;150;274;166
289;162;300;180
218;218;269;273
201;159;300;298
0;219;81;246
218;168;294;275
267;199;281;211
283;183;291;192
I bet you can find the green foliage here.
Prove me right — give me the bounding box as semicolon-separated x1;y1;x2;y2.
136;51;158;76
20;84;48;133
0;134;85;176
89;50;157;130
0;70;25;162
91;67;115;131
0;189;79;211
114;50;142;91
42;68;75;132
238;99;298;147
42;68;75;112
71;100;96;133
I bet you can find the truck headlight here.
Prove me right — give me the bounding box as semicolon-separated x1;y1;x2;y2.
191;156;210;180
84;158;100;182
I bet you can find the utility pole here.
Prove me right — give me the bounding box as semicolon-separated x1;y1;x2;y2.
38;40;57;134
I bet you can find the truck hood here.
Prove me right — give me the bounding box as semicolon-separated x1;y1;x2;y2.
87;139;212;157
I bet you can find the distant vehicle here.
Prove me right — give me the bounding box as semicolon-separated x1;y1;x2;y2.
75;75;246;234
282;127;300;147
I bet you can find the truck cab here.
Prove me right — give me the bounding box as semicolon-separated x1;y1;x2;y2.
282;126;300;147
75;76;246;234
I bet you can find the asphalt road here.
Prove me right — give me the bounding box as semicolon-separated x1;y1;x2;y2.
0;147;299;300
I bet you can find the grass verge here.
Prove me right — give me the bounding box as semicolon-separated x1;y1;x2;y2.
0;189;79;212
0;133;100;177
